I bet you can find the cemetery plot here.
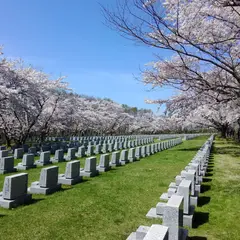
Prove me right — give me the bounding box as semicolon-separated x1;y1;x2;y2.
0;137;207;240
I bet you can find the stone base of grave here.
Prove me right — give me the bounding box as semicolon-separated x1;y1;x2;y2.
97;166;111;172
16;164;37;170
58;175;82;185
183;205;195;228
190;196;198;206
110;162;121;167
146;207;163;219
35;161;52;166
195;184;201;194
127;226;150;240
129;158;137;163
80;170;99;177
50;158;65;163
28;182;62;195
159;192;169;202
120;160;128;165
64;157;77;162
0;168;17;174
0;193;32;209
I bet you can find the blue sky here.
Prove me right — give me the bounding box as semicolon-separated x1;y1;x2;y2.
0;0;175;113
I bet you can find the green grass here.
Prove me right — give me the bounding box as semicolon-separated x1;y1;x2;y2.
0;137;207;240
188;137;240;240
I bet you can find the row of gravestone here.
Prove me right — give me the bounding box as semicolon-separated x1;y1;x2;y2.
127;135;214;240
50;134;202;142
2;136;155;156
158;133;205;141
0;138;184;209
0;137;161;174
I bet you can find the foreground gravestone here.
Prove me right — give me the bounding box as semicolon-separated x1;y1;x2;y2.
35;151;51;166
0;173;32;209
0;157;16;174
51;149;64;163
80;157;99;177
58;160;82;185
163;195;188;240
177;179;194;228
28;166;61;195
17;154;36;170
110;151;121;167
14;148;24;159
97;154;111;172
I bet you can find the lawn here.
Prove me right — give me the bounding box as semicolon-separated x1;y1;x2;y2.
0;137;207;240
188;137;240;240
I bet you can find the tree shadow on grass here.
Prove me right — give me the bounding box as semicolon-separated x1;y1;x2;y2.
197;196;211;207
213;145;240;158
193;212;209;228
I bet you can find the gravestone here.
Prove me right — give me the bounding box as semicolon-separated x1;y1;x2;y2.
28;166;61;195
177;179;194;228
101;144;107;153
17;154;36;170
110;151;121;167
135;147;142;160
80;157;99;177
28;147;37;156
0;173;32;209
120;150;128;165
94;144;101;154
97;154;111;172
146;145;151;156
65;148;76;161
77;146;86;158
128;148;136;162
58;160;82;185
0;150;8;159
86;145;94;156
51;149;64;163
0;157;16;174
163;195;188;240
141;146;146;157
35;151;51;166
14;148;24;159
